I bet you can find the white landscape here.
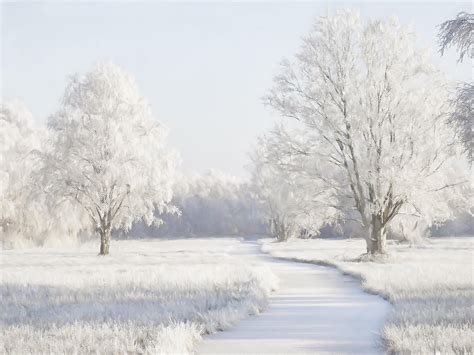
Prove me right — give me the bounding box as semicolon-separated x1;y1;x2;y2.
1;238;278;354
2;237;472;354
1;2;473;355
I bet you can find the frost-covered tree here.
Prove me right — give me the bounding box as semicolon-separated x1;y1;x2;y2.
251;141;297;241
1;101;89;248
438;12;473;161
438;12;473;62
0;101;43;245
42;63;178;255
250;131;339;241
448;82;473;161
264;11;471;254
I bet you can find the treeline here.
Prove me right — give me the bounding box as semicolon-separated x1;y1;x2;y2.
130;170;267;238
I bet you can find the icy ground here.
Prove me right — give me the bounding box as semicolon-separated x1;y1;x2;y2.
262;236;474;354
0;238;277;354
198;239;390;354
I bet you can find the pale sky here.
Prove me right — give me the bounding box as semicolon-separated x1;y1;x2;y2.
1;1;471;177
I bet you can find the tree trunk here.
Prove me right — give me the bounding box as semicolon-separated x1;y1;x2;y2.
99;227;111;255
275;219;289;242
366;214;387;254
270;218;277;239
365;229;374;254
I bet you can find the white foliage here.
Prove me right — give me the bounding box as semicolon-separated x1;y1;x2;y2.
0;101;90;248
250;133;340;241
262;10;472;250
0;100;42;243
41;63;178;252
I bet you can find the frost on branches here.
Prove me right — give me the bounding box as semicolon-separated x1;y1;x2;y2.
260;11;471;254
0;101;89;248
0;101;43;245
250;133;340;241
438;12;473;63
438;12;473;161
42;63;178;255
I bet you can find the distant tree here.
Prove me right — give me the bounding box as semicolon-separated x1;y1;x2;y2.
250;131;339;241
250;140;298;241
264;11;471;254
42;63;178;255
438;12;473;161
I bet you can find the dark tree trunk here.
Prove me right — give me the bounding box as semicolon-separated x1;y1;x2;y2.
99;227;111;255
366;214;386;254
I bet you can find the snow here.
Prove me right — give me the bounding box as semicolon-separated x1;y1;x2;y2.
261;236;474;354
198;240;390;354
0;238;277;354
2;236;470;354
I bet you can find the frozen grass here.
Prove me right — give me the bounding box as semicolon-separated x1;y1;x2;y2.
0;238;278;354
261;236;474;354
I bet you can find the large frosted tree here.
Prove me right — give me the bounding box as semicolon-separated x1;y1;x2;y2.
43;63;177;255
264;11;471;254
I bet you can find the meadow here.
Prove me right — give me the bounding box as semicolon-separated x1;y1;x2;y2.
0;238;277;354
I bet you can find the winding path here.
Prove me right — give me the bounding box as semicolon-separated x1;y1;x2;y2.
198;239;390;354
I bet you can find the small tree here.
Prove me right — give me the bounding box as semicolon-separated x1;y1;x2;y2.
251;143;298;241
265;11;471;254
43;63;177;255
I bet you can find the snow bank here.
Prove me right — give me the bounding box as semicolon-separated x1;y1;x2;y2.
1;238;278;354
261;236;474;354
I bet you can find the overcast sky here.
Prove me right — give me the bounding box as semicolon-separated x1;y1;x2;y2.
2;1;471;177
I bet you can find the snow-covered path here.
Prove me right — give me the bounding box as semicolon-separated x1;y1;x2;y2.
198;239;390;354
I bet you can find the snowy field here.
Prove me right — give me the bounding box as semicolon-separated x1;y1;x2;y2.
262;236;474;354
0;238;277;354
